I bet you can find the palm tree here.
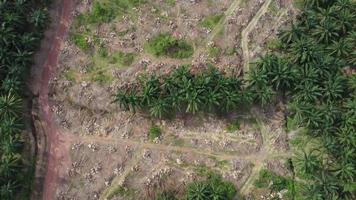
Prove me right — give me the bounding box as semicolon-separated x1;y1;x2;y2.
185;90;202;114
335;9;355;34
0;154;21;178
0;117;23;136
187;182;211;200
312;170;341;199
1;76;22;92
295;149;321;176
114;90;139;112
327;39;352;58
290;37;319;65
0;92;22;120
0;181;18;200
140;75;161;107
293;81;322;103
149;99;169;118
312;21;339;43
279;23;305;44
266;57;295;92
333;160;355;182
321;74;346;102
30;9;48;29
0;135;22;156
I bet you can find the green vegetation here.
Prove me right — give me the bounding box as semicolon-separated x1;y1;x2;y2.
149;125;162;140
75;0;145;26
110;51;136;66
251;0;356;199
208;46;221;58
200;14;224;30
114;66;252;118
71;33;91;51
166;0;176;6
155;171;237;200
145;33;194;59
226;119;240;132
106;186;136;199
254;169;293;192
0;0;50;199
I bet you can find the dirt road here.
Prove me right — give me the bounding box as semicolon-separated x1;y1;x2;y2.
35;0;75;199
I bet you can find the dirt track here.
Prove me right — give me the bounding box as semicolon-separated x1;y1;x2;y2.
35;0;75;199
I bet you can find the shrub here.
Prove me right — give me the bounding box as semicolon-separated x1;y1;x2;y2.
146;33;194;59
149;125;162;140
71;34;91;51
226;119;240;132
200;14;224;30
254;169;293;192
110;51;136;66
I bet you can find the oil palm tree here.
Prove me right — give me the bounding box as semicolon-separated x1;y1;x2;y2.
0;181;18;200
279;23;305;44
30;9;48;29
187;182;211;200
293;81;322;103
149;99;169;118
266;57;295;92
0;117;23;136
321;74;346;102
295;149;322;176
327;39;352;57
312;21;339;43
0;154;21;178
0;92;22;119
1;135;22;156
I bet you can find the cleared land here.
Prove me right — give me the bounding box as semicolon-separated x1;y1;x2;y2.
42;0;299;199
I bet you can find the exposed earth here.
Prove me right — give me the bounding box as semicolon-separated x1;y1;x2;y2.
32;0;300;199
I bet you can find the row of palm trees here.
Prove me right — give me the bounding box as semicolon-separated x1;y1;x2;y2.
0;0;49;199
114;66;251;118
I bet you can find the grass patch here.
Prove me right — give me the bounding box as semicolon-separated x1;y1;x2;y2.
110;51;136;66
98;47;109;58
208;46;221;58
254;169;293;192
172;137;185;146
63;69;77;82
166;0;176;6
145;33;194;59
74;0;145;27
71;33;91;51
200;14;224;30
149;125;162;140
107;186;136;199
226;119;240;132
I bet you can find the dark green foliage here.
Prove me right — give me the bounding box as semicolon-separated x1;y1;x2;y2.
114;66;250;117
0;0;49;199
186;174;237;200
146;34;194;59
251;0;356;199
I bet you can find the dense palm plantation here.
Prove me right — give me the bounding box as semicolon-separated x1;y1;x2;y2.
115;0;355;199
0;0;49;199
256;0;356;199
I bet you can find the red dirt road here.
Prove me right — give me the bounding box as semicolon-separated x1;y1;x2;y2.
38;0;74;199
